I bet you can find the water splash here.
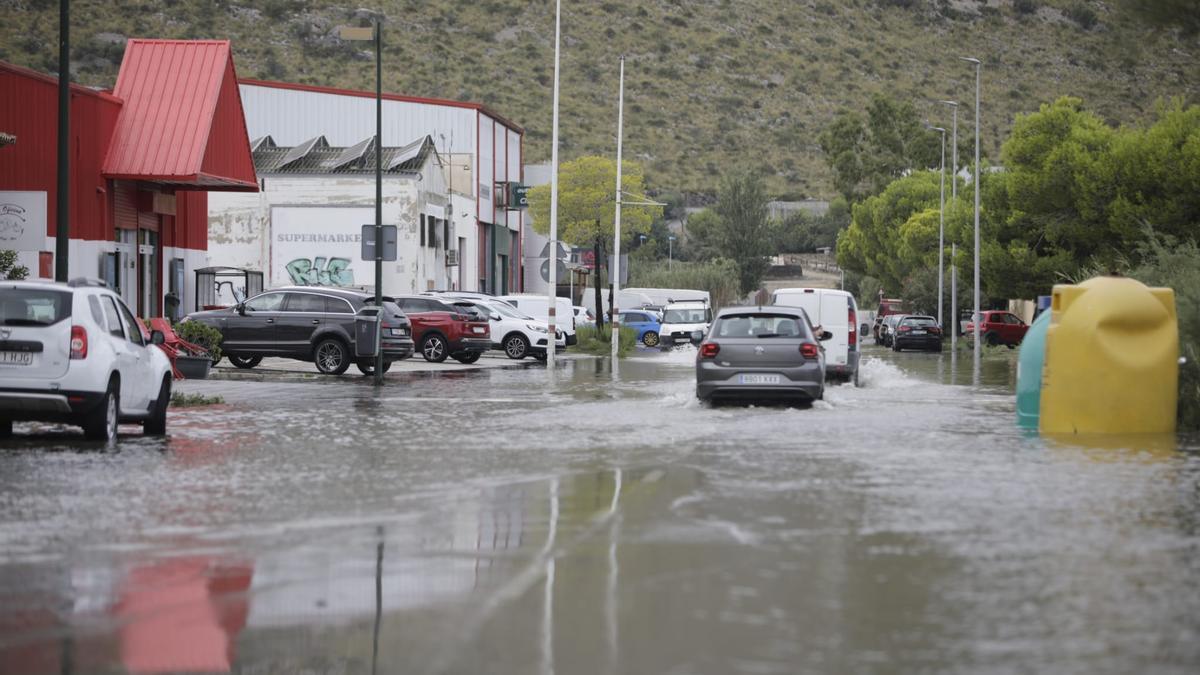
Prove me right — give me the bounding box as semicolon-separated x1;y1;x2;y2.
855;357;919;389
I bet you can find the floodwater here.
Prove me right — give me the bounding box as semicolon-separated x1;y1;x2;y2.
1;346;1198;674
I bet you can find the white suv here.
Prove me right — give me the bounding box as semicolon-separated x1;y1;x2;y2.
0;280;174;442
444;296;565;360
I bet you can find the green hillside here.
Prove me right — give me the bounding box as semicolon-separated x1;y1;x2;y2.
3;0;1197;197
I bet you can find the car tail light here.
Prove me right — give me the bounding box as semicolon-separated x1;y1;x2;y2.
70;325;88;359
799;342;819;359
699;342;720;359
848;308;857;347
898;326;911;333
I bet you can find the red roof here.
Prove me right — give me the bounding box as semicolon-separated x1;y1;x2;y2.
102;39;258;191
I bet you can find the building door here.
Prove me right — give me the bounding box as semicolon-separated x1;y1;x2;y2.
114;229;137;310
138;229;159;317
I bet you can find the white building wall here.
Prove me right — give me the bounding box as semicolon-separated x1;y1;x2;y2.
478;113;494;224
207;173;467;296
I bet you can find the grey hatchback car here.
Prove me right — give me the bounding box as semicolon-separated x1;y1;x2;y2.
695;306;830;404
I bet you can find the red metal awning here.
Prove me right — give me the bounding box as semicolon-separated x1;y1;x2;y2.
102;40;258;192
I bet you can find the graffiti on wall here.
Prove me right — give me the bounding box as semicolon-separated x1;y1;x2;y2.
285;257;355;286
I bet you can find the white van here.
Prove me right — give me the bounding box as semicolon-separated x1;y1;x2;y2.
622;287;710;309
496;294;578;346
658;300;713;348
771;287;860;385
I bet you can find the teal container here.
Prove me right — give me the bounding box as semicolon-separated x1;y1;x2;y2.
1016;310;1051;429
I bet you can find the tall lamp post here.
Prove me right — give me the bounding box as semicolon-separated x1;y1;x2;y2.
546;0;563;369
960;57;982;374
940;100;959;200
55;0;69;281
929;126;946;332
339;21;385;384
940;99;959;347
611;55;625;363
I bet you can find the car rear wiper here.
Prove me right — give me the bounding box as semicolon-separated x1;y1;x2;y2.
755;333;785;338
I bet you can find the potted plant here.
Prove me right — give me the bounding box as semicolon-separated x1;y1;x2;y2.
171;320;224;379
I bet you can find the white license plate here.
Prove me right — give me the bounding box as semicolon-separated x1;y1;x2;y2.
740;374;780;385
0;351;33;366
912;330;926;335
473;327;485;334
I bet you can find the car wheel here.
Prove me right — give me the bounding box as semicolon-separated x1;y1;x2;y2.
228;355;262;369
314;338;351;375
143;376;170;436
83;381;119;442
356;359;393;375
892;342;900;352
642;330;660;347
453;351;482;364
984;331;1000;347
533;352;548;362
421;334;449;363
504;333;530;359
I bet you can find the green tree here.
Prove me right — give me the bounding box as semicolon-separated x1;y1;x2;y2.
691;172;773;295
820;94;943;201
528;156;661;327
0;250;29;280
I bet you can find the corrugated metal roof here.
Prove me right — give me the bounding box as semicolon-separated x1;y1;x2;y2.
102;39;258;191
253;135;438;175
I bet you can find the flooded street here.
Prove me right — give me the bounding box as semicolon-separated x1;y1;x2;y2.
1;347;1198;674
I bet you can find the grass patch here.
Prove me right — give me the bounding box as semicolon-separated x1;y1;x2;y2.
170;391;225;407
573;325;638;358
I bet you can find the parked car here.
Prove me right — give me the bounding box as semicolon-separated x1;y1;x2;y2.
184;287;414;375
444;296;564;360
1;279;174;441
617;310;662;347
393;295;492;363
695;306;831;405
891;315;943;352
659;300;712;348
496;294;577;346
965;310;1029;348
772;287;861;385
873;298;905;340
878;314;905;348
573;305;595;328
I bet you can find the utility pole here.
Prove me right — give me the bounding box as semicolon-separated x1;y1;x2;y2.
373;20;384;385
961;56;982;376
546;0;562;369
611;56;625;362
55;0;69;281
931;126;946;331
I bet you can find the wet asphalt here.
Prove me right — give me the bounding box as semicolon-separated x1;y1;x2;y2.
1;345;1198;674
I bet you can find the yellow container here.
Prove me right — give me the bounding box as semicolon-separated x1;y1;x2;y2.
1040;275;1178;435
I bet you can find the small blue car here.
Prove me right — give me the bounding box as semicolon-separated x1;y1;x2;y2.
618;310;662;347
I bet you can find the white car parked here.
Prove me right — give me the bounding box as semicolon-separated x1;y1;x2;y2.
496;294;578;347
658;300;713;348
0;279;174;441
444;297;565;360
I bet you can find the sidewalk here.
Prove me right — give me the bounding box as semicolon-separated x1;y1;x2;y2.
205;352;538;383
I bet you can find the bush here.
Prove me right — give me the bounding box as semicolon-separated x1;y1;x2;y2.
1;250;29;280
573;325;638;358
174;320;223;362
1127;236;1200;431
1066;2;1098;30
1013;0;1039;15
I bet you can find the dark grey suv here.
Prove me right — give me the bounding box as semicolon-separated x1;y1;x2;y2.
182;287;414;375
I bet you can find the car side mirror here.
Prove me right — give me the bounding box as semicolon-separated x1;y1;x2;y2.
860;323;869;334
691;330;704;342
150;330;166;345
819;330;833;341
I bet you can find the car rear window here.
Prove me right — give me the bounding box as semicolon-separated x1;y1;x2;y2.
714;313;808;338
0;288;72;326
663;308;708;323
901;317;938;327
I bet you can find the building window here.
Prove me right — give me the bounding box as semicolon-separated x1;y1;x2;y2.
420;214;426;247
427;217;438;249
443;220;450;250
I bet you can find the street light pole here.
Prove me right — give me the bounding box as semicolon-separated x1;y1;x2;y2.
961;56;982;374
55;0;69;281
611;56;625;362
931;126;946;331
373;20;384;385
941;100;958;201
546;0;562;369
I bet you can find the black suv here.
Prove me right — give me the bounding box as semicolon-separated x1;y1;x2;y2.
183;287;414;375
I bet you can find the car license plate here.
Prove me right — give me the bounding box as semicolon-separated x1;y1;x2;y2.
473;327;485;334
912;330;925;335
0;351;33;366
740;374;780;385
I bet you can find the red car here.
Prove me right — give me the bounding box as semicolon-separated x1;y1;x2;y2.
393;295;492;363
965;310;1029;348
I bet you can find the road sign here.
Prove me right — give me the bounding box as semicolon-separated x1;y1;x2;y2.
540;258;567;283
538;241;570;260
361;224;397;261
509;183;530;209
